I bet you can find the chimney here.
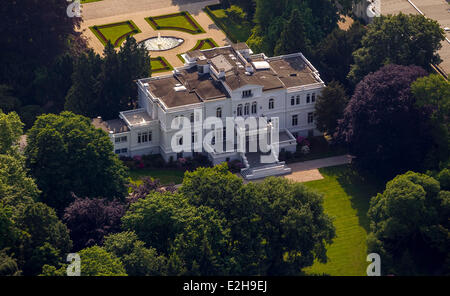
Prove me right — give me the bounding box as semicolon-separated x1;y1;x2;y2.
97;116;102;123
245;63;254;73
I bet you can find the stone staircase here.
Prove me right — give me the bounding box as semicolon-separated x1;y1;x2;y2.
240;151;291;180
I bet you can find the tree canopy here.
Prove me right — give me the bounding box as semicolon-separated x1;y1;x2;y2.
348;13;445;84
65;38;150;120
336;64;431;177
25;112;129;213
368;171;449;275
63;197;126;251
314;81;349;136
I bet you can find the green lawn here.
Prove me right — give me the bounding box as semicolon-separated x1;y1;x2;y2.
204;5;253;43
90;21;141;47
150;57;174;74
129;169;185;186
81;0;102;3
146;12;205;34
302;165;382;276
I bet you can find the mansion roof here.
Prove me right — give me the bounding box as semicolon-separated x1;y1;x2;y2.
141;43;323;109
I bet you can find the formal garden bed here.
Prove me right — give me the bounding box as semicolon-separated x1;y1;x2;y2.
279;136;348;163
146;11;205;35
204;4;252;43
122;154;212;186
150;57;174;74
81;0;102;3
90;20;141;47
176;38;219;63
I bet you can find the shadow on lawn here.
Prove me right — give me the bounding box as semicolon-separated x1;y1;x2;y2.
321;165;385;232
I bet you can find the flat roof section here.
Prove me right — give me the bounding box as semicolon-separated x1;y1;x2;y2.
121;110;153;126
92;117;130;134
147;76;202;108
269;56;320;88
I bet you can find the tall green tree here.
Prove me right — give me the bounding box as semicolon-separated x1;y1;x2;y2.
312;22;366;89
77;246;127;276
274;9;311;56
348;13;445;84
368;171;449;275
104;231;168;276
65;50;103;118
180;165;336;275
0;110;24;154
411;74;450;169
315;81;349;136
25;112;129;213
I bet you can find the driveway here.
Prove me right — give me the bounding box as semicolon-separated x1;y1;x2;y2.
242;155;354;184
81;0;219;20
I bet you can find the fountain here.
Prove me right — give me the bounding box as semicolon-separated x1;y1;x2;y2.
140;33;184;51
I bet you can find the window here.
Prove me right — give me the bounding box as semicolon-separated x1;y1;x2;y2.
244;103;250;115
115;136;127;143
291;97;295;105
296;95;300;105
251;102;257;114
242;90;252;98
137;131;151;144
292;115;298;126
237;104;243;116
312;93;316;103
269;98;274;109
115;149;121;154
178;136;183;146
190;113;194;123
121;148;128;154
216;107;222;118
306;94;311;103
192;132;197;143
223;127;227;140
308;112;314;124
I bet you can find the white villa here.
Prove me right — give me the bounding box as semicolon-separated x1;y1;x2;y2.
92;43;326;179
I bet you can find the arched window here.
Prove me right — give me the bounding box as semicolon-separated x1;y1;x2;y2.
216;107;222;118
269;98;274;109
251;102;257;114
244;103;250;115
237;104;243;116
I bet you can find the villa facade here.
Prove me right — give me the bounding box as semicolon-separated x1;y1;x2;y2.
93;43;326;179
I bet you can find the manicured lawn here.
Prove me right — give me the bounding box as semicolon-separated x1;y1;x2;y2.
302;165;383;276
177;38;219;63
146;12;205;34
90;21;141;47
129;169;185;186
204;5;253;43
150;57;174;74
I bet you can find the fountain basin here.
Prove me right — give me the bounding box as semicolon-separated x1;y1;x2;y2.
140;36;184;51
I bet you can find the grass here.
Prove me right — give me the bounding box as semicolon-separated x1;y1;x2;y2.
129;169;185;186
176;38;219;63
150;57;174;74
302;165;383;276
204;5;253;43
90;21;141;47
81;0;102;3
146;12;205;35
